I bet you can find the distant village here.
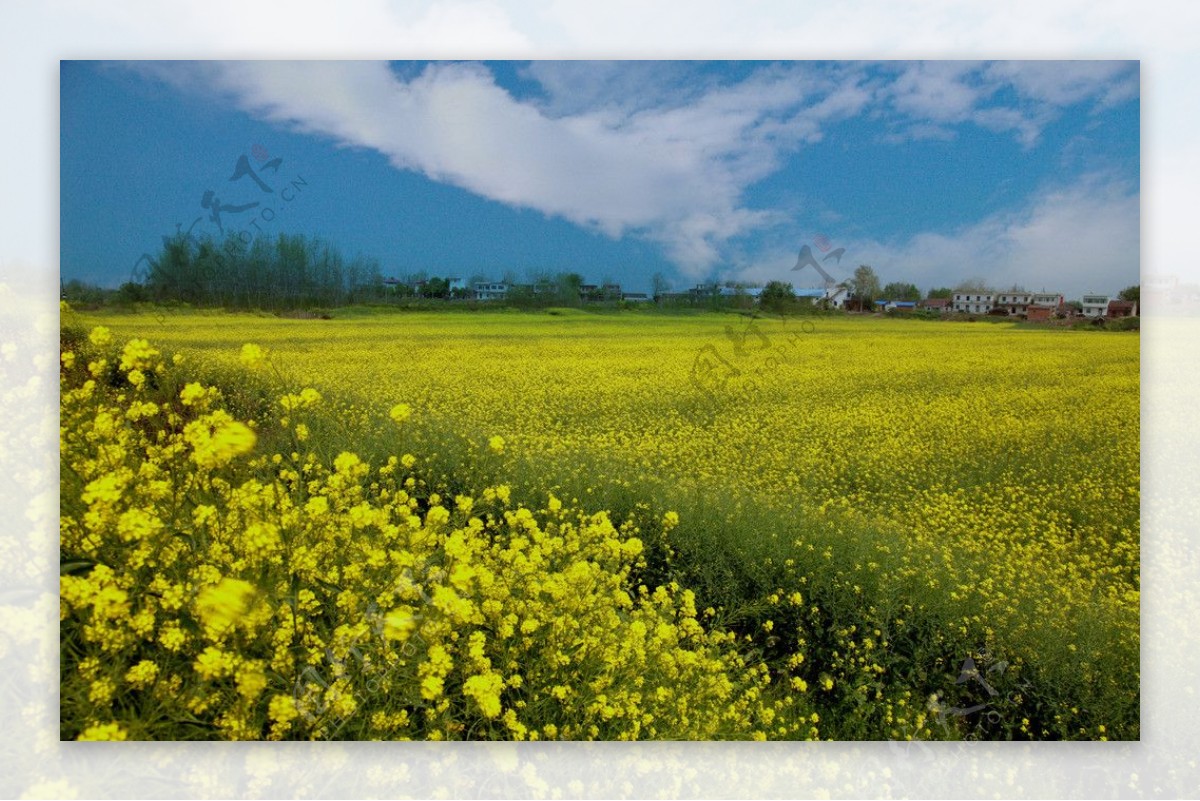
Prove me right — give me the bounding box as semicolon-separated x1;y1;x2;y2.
381;273;1142;320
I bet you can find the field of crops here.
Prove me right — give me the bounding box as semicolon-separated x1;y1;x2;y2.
59;306;1139;740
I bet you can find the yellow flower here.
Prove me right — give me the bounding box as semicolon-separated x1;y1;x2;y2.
488;435;505;454
194;646;235;680
463;672;506;718
389;403;412;424
119;338;159;371
420;675;444;700
88;326;112;347
239;343;266;369
195;578;257;633
383;608;418;642
334;452;362;474
179;382;206;406
125;660;160;689
77;722;127;741
184;412;256;468
235;663;268;700
268;694;299;729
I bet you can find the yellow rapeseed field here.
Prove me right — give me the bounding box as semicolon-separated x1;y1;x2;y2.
60;306;1139;740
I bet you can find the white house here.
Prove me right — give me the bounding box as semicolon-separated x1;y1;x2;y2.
473;281;509;301
1030;292;1063;308
952;292;994;314
1081;293;1110;318
822;285;852;309
994;292;1032;315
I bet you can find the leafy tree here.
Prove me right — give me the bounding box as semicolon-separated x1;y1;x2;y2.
760;280;796;313
927;287;953;299
955;277;992;293
882;281;921;301
651;272;671;300
115;282;148;304
62;279;109;306
1119;285;1140;302
851;265;882;305
505;283;538;308
143;231;383;309
555;272;584;306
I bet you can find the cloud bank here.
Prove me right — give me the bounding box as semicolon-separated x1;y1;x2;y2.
130;60;1137;282
734;172;1139;298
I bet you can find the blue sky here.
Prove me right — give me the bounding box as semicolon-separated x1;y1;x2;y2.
60;60;1139;298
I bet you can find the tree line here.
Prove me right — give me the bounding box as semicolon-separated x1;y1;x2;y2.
143;232;385;308
63;232;388;310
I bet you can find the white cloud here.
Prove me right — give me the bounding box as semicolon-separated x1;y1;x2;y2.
887;61;986;122
732;173;1138;299
132;60;871;276
121;59;1136;280
854;175;1138;297
984;60;1139;109
879;60;1138;147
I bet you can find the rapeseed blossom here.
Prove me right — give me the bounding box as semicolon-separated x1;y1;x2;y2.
239;343;266;369
60;313;1138;741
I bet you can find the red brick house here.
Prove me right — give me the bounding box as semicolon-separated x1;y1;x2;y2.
1107;300;1138;318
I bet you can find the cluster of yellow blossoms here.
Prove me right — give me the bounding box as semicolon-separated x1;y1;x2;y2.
61;308;1139;740
59;322;818;740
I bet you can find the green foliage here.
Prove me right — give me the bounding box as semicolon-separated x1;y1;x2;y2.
850;265;882;304
759;281;796;313
955;278;992;293
143;232;384;309
882;282;921;302
61;279;110;307
115;282;149;304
